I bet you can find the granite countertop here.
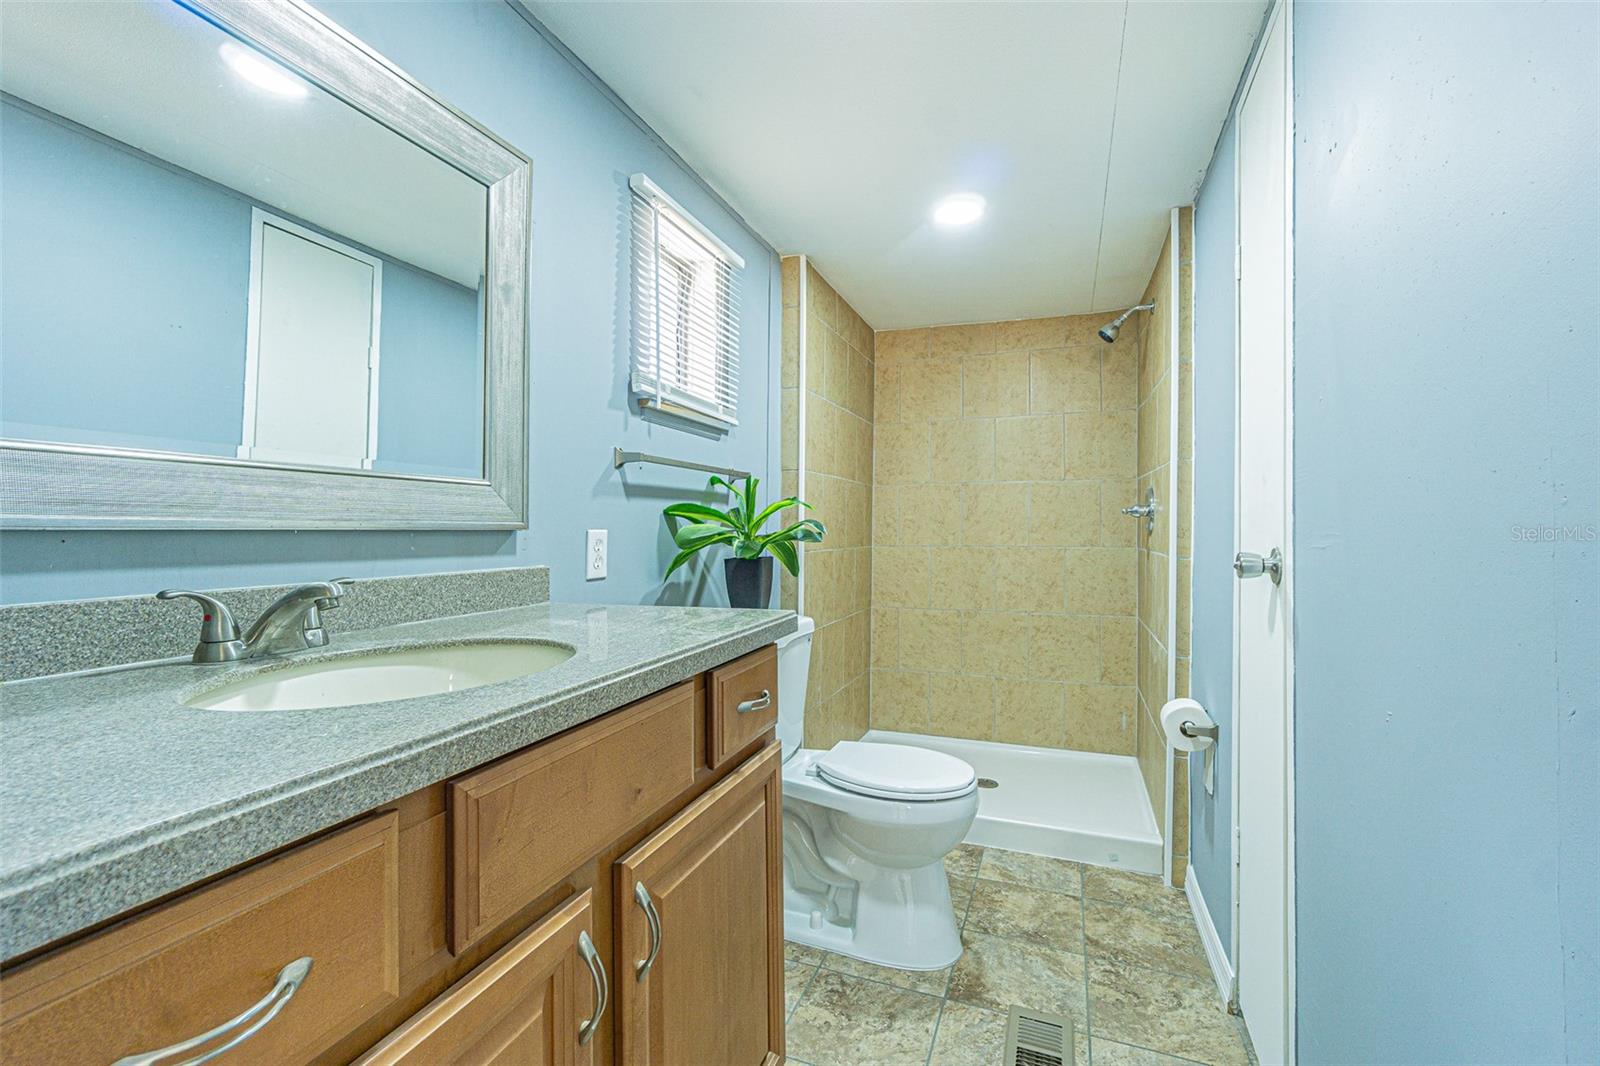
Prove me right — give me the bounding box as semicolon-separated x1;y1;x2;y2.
0;602;796;961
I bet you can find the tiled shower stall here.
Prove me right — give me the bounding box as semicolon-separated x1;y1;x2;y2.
781;233;1194;884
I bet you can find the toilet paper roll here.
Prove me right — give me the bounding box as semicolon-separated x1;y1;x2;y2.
1160;697;1215;752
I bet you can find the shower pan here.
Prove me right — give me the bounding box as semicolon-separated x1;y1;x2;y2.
860;730;1164;875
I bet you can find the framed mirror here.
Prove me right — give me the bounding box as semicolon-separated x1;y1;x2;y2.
0;0;529;529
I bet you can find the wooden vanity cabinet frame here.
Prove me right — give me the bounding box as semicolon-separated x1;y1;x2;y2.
0;643;784;1066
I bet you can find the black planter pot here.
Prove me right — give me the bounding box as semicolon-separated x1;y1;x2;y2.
724;556;773;609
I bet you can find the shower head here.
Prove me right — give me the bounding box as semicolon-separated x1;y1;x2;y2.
1097;301;1156;343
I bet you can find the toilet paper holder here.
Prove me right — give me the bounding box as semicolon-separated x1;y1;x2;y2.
1179;720;1218;742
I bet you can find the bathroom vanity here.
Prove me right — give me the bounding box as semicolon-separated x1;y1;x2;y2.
0;577;794;1065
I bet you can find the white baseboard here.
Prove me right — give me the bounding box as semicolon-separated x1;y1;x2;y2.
1185;864;1236;1009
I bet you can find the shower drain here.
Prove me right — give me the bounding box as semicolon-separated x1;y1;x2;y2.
976;777;999;789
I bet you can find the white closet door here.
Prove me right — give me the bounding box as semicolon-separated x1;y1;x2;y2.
244;220;377;469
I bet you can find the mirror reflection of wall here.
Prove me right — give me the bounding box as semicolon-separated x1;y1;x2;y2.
0;0;490;479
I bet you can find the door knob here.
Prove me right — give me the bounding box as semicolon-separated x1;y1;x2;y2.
1234;548;1283;585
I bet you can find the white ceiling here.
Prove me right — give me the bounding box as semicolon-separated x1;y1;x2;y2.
1;0;486;288
526;0;1266;329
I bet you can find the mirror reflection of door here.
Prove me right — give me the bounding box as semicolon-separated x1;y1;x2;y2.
241;210;381;470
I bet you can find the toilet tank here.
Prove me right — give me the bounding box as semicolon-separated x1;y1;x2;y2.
774;615;815;759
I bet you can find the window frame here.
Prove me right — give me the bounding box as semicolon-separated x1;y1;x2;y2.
629;173;744;428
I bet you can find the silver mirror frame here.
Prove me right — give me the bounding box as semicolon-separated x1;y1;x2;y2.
0;0;529;530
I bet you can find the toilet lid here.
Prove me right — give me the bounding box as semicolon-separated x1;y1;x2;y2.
815;742;977;801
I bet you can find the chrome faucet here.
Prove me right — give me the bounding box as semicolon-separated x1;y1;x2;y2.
157;580;353;664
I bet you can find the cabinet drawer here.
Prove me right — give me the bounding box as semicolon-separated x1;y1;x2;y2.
449;682;699;952
357;889;597;1066
708;644;778;769
0;813;399;1066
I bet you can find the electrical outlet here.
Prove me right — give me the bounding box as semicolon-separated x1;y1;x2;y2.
585;529;608;581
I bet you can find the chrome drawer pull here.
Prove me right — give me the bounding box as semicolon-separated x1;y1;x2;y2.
577;931;607;1046
736;690;772;714
112;956;312;1065
634;881;663;981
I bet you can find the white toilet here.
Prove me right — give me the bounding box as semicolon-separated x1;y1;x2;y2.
777;617;979;970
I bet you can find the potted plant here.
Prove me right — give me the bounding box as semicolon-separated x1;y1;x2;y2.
662;475;825;608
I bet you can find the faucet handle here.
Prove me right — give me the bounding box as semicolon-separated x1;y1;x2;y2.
319;578;355;608
156;590;246;663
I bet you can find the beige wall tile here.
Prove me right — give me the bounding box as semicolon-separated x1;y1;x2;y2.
781;255;800;307
1066;411;1137;480
902;361;963;421
961;352;1030;418
962;483;1029;546
1101;348;1139;411
872;546;931;608
994;547;1067;614
1027;481;1103;547
1099;616;1137;687
1028;615;1101;682
872;484;899;545
805;310;827;393
1101;478;1139;546
875;363;910;423
875;421;931;484
994;680;1067;746
963;612;1032;677
1029;348;1101;414
1066;547;1137;616
863;307;1148;757
900;609;963;672
824;329;850;406
931;419;996;482
1066;684;1136;755
871;669;929;732
898;484;964;546
929;674;996;741
995;414;1066;481
875;328;928;363
871;608;900;668
996;316;1069;352
928;322;997;358
849;350;874;420
931;548;997;611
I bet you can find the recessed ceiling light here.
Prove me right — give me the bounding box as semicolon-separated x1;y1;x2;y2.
932;193;986;227
220;41;308;99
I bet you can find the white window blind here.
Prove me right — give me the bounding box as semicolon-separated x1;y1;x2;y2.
629;174;743;426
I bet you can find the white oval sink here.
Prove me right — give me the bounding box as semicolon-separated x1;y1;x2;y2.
186;642;576;712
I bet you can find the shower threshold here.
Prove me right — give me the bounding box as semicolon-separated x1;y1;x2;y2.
862;730;1163;875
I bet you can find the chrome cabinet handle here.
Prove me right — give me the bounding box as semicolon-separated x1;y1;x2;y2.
112;956;312;1065
634;882;662;981
577;931;607;1046
1233;548;1284;585
736;690;772;714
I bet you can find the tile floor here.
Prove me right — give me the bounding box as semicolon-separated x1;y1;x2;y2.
783;844;1255;1066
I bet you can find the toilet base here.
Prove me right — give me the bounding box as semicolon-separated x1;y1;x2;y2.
782;858;964;971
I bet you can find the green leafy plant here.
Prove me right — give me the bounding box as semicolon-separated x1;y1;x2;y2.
662;475;825;579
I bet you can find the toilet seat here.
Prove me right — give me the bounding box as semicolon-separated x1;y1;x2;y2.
815;741;977;802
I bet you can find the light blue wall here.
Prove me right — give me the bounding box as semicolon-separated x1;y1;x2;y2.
0;99;251;456
1292;2;1598;1062
0;0;781;610
1187;106;1237;962
373;262;484;477
1;96;486;477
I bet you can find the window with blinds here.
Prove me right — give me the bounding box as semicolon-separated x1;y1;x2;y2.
629;174;743;426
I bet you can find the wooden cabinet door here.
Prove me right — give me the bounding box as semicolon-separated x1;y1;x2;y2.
614;744;783;1066
357;889;601;1066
